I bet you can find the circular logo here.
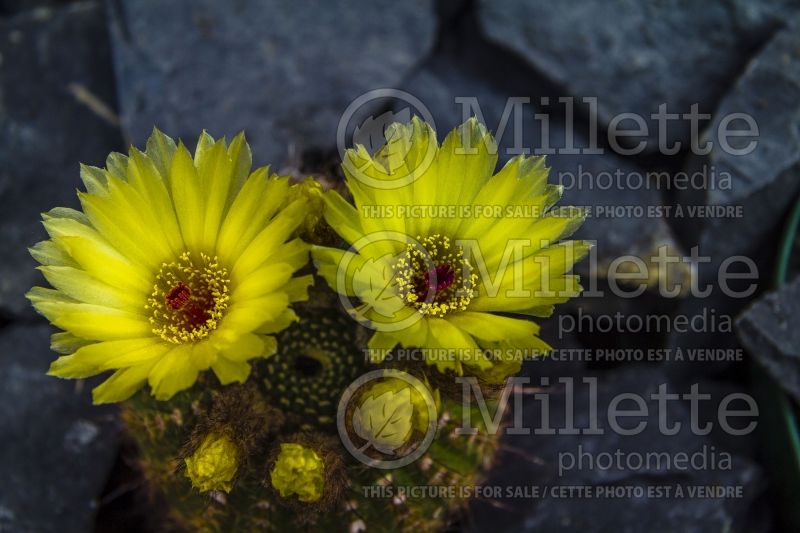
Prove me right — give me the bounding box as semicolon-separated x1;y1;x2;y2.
336;88;437;190
337;369;438;469
335;231;441;332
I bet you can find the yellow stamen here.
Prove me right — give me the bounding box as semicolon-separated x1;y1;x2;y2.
393;234;476;318
146;252;230;344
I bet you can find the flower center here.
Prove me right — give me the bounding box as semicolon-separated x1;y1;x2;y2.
147;252;230;344
394;234;477;317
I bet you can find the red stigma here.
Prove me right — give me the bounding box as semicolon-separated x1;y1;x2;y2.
166;282;191;309
184;304;210;326
417;264;456;296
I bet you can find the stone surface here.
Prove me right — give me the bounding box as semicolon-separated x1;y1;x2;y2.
106;0;436;167
737;276;800;402
0;324;119;533
468;365;769;532
476;0;799;150
659;246;768;460
0;0;71;15
692;22;800;261
665;263;754;378
0;2;123;317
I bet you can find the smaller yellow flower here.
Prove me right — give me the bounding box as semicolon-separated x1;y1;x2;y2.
185;433;239;493
270;443;325;502
312;117;589;379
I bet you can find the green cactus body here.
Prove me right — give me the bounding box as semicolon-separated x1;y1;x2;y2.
123;304;503;532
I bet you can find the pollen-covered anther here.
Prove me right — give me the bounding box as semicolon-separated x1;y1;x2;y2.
147;251;230;344
393;234;477;318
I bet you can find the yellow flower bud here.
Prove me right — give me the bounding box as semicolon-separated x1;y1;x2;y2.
286;177;325;241
270;443;325;503
185;433;239;493
360;377;439;433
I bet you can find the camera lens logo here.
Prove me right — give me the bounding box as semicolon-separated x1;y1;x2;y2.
336;88;437;189
335;231;440;332
337;370;437;469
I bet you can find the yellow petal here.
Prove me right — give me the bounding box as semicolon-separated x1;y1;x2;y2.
312;246;389;297
470;274;583;312
434;118;497;208
446;312;539;341
127;148;184;254
193;130;216;166
211;356;251;385
219;293;290;336
231;263;294;303
231;198;306;282
49;338;168;378
219;333;265;362
51;332;91;354
320;190;364;246
105;151;129;180
148;344;199;400
93;361;158;404
226;132;253;199
266;238;310;271
38;265;143;310
191;341;218;370
216;171;288;261
79;185;169;269
196;138;235;248
256;309;299;334
144;127;177;183
55;235;152;295
366;331;399;361
284;275;313;303
30;298;151;341
170;143;205;253
42;208;95;241
458;155;548;237
427;317;490;372
79;163;108;196
29;240;78;268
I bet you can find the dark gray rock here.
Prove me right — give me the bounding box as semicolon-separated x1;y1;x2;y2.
468;365;769;532
476;0;799;151
665;263;751;379
516;458;766;533
0;1;72;16
693;22;800;261
0;324;119;533
106;0;436;167
737;276;800;402
0;2;123;317
662;257;765;459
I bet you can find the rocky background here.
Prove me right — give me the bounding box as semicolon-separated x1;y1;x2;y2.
1;0;799;532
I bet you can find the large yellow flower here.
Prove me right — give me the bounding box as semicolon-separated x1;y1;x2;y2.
312;118;589;380
28;129;312;403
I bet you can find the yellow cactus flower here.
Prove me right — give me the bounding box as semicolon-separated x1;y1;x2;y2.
185;433;240;493
270;443;325;502
312;117;589;379
28;129;313;403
